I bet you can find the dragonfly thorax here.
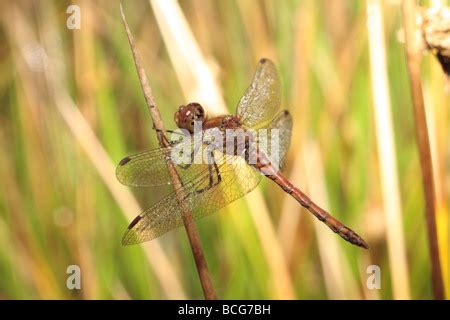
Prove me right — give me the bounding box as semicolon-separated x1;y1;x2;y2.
218;115;241;131
174;102;205;133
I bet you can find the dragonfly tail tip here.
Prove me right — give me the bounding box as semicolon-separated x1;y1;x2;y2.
359;239;370;249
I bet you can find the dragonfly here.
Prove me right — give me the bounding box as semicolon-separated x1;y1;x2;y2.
117;58;368;249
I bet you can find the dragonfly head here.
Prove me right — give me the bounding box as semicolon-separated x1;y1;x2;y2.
175;102;205;133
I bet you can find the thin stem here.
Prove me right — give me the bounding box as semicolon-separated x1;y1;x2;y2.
119;3;216;300
149;0;295;299
401;0;444;300
367;0;410;299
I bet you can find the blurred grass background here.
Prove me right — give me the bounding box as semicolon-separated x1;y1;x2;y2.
0;0;449;299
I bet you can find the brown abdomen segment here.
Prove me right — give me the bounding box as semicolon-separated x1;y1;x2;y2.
255;157;369;249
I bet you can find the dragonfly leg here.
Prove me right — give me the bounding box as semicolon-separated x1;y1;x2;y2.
192;150;222;195
166;129;184;135
153;128;172;146
152;128;189;146
166;129;190;146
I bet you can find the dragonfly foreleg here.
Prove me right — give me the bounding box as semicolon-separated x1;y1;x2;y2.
166;129;190;146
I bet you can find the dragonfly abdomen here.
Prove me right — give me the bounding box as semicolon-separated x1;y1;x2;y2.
253;152;369;249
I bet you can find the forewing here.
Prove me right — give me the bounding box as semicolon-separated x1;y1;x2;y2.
122;153;262;245
116;134;207;187
236;59;281;129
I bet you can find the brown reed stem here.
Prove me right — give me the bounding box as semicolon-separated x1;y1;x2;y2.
401;0;444;300
119;3;216;300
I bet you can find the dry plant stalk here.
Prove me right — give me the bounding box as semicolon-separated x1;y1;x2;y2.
119;4;216;300
401;0;444;300
148;0;295;298
367;0;411;299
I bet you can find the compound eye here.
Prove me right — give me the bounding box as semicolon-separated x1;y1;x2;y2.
174;103;206;133
195;108;204;121
174;105;186;128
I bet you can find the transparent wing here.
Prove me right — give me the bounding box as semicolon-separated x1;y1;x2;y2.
122;153;262;245
236;58;281;129
116;133;208;187
259;110;292;169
